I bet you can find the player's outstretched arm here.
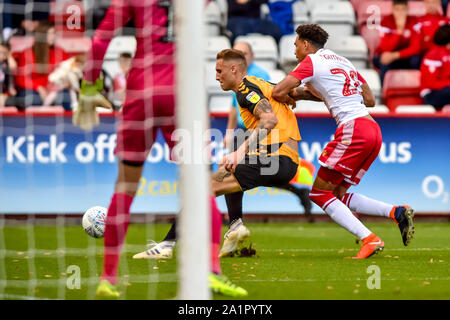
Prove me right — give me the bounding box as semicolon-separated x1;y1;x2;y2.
361;82;376;108
272;75;301;105
289;85;323;102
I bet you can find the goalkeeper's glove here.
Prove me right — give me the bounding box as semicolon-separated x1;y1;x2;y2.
73;79;112;131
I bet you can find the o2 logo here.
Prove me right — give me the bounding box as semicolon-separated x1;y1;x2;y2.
422;175;448;203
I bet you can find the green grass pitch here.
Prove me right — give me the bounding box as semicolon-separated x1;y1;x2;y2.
1;222;449;300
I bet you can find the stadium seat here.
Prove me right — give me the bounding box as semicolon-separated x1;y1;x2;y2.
209;94;233;113
293;100;329;113
395;105;436;113
279;34;297;73
382;70;422;111
234;34;279;71
102;60;122;79
260;3;270;19
357;1;392;32
367;104;390;113
55;37;92;54
360;24;380;62
206;36;231;61
205;0;222;36
97;107;114;113
349;0;361;11
304;0;338;11
292;1;310;26
310;1;356;38
325;35;369;69
52;1;86;37
0;106;20;114
205;62;222;95
408;1;426;17
358;68;382;103
25;106;65;114
104;36;137;60
216;0;228;17
9;36;34;53
268;69;287;84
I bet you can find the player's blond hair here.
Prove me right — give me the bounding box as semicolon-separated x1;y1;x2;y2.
216;49;247;70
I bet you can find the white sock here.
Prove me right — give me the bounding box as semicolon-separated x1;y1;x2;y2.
325;198;372;240
344;193;393;218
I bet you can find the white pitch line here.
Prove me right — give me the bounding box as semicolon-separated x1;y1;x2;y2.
0;293;55;300
259;248;450;252
2;274;450;288
3;247;450;258
238;277;450;283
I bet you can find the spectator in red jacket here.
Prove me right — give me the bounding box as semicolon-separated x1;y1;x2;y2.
11;21;70;108
413;0;449;56
0;41;17;108
373;0;422;85
420;24;450;110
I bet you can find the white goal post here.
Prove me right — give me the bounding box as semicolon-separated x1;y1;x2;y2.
175;0;211;300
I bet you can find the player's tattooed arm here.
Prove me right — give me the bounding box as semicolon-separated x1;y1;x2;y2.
213;167;232;182
289;86;322;102
245;99;278;153
220;99;278;173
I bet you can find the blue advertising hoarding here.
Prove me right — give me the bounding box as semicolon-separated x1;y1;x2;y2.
0;113;449;214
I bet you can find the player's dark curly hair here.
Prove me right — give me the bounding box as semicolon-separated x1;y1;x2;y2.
295;24;329;48
433;24;450;46
393;0;408;6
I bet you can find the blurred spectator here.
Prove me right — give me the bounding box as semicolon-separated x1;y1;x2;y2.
413;0;450;55
267;0;295;36
223;41;270;149
0;41;17;108
420;24;450;110
2;0;50;40
9;21;70;109
373;0;422;85
226;0;283;44
113;52;132;107
45;53;86;110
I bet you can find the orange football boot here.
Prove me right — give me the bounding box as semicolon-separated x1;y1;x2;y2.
352;233;384;259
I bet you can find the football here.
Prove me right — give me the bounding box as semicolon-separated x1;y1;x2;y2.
82;206;107;238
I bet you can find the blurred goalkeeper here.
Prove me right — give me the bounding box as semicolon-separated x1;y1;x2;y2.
75;0;247;298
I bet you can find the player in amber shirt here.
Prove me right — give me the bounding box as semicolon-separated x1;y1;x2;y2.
135;49;317;259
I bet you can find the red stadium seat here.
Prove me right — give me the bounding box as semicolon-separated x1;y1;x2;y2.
382;70;422;111
0;107;20;114
52;1;85;37
9;36;34;54
25;106;65;114
360;25;380;62
55;37;92;54
357;1;392;31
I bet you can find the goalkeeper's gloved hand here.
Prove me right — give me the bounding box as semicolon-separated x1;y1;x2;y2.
73;79;112;131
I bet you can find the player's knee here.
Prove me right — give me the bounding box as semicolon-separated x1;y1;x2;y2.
309;188;336;209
